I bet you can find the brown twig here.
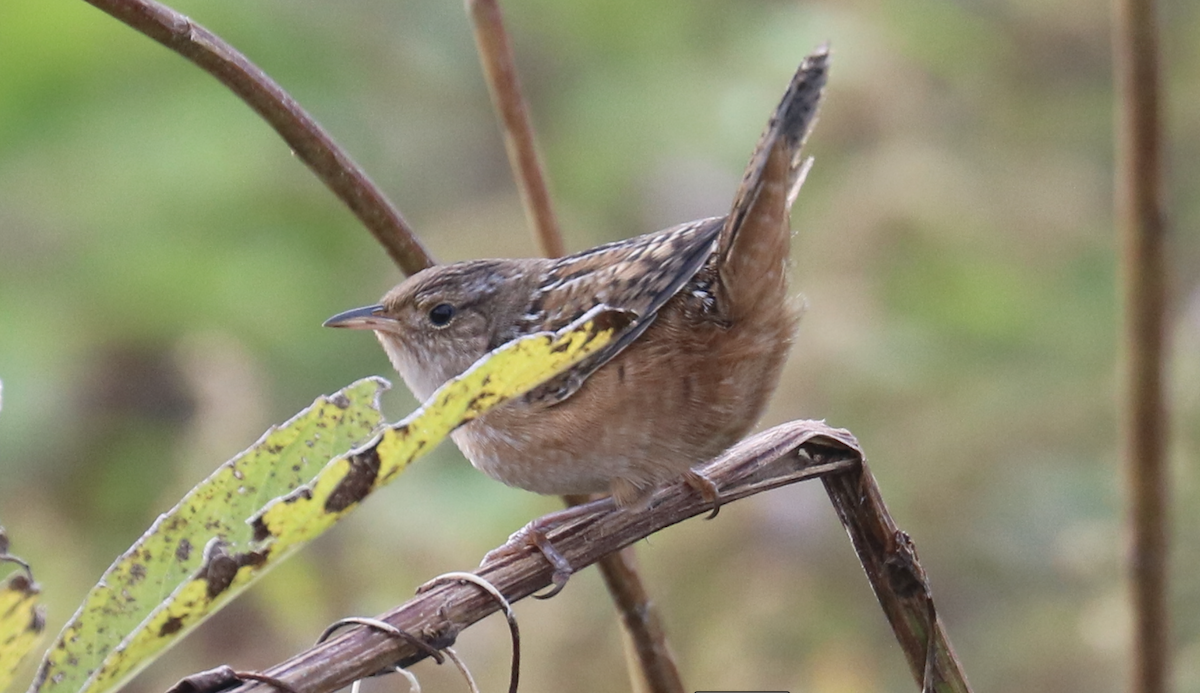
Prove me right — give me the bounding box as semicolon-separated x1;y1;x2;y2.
0;526;35;583
209;421;866;693
464;3;683;690
1113;0;1171;690
823;466;972;693
591;542;684;693
555;498;687;693
466;0;566;258
82;0;436;276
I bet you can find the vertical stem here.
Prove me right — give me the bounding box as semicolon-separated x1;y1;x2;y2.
593;547;685;693
1113;0;1171;690
465;2;685;690
560;494;686;693
466;0;566;258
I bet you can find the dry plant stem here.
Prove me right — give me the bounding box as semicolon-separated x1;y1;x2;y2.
1113;0;1171;690
465;4;681;691
560;493;685;693
214;421;866;693
466;0;565;258
82;0;436;276
556;497;684;693
593;545;684;693
823;466;972;693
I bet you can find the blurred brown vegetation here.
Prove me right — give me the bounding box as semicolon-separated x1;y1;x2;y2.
2;0;1199;692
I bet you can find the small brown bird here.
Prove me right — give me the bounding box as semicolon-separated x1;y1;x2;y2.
327;48;827;511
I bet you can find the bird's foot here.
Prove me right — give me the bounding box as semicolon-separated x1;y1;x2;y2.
482;498;611;599
684;469;722;519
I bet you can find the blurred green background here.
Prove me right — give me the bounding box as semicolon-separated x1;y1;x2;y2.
2;0;1199;691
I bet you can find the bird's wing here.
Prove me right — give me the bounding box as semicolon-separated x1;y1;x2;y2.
519;216;722;407
516;46;829;409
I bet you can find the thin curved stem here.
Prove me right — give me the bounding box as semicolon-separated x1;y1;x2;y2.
83;0;436;276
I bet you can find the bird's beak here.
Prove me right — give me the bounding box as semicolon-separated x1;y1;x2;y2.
323;304;394;330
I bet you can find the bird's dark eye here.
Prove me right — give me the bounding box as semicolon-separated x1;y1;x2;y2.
428;303;456;327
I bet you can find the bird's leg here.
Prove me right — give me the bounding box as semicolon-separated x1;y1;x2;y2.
684;469;722;519
612;471;721;518
482;495;615;598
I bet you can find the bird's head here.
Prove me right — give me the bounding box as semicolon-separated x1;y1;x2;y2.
325;259;541;401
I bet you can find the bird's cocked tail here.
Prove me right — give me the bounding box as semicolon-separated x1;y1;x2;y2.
715;45;829;321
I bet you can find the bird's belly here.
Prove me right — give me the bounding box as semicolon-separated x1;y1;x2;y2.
451;424;631;495
450;412;735;497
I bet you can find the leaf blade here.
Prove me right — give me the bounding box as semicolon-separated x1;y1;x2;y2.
31;378;388;693
0;573;44;693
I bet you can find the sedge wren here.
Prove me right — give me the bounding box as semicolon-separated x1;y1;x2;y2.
327;48;828;510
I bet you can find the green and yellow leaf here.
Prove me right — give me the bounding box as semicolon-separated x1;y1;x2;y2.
0;571;44;693
31;377;387;693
